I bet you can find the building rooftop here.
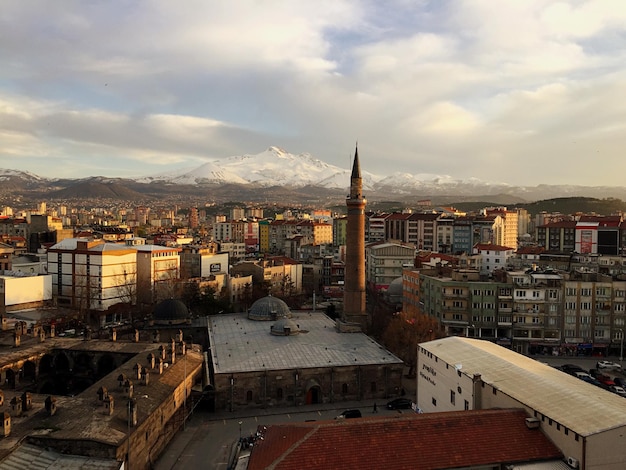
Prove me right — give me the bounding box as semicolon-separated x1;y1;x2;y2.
247;409;563;470
421;337;626;437
209;311;403;374
0;335;203;462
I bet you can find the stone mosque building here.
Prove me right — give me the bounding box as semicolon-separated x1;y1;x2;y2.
207;296;404;412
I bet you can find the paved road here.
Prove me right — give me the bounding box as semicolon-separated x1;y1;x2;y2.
154;399;410;470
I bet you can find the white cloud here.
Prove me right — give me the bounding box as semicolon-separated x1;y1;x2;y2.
1;0;626;186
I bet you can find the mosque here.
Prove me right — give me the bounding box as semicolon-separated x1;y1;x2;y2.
207;295;404;411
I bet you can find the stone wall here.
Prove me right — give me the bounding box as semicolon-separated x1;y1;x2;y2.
214;363;403;412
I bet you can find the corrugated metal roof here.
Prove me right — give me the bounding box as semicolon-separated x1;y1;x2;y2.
421;336;626;436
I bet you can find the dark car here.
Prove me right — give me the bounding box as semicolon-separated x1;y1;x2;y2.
335;409;362;419
386;398;413;410
560;364;586;375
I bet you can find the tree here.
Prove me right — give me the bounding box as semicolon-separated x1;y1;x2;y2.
382;311;444;377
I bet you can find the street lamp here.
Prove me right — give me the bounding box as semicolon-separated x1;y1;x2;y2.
619;329;624;362
238;421;242;442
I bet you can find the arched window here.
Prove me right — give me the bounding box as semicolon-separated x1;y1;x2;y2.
341;383;348;394
246;390;253;402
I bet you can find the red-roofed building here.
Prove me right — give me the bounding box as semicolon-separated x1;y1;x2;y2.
246;409;563;470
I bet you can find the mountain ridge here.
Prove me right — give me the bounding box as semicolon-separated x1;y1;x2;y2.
2;146;626;204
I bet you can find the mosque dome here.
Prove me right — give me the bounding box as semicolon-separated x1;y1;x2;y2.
248;295;292;321
385;277;404;306
153;299;191;325
270;317;301;336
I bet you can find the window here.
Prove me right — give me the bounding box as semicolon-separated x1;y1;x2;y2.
566;287;577;296
464;400;469;410
450;390;456;405
432;397;437;406
277;388;283;400
246;390;253;401
581;288;592;297
342;383;348;394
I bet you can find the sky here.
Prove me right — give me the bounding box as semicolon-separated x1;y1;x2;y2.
1;1;626;186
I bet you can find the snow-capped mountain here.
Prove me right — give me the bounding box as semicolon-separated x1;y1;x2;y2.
3;146;626;203
137;146;381;189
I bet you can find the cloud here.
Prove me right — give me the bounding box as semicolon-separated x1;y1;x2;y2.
1;1;626;186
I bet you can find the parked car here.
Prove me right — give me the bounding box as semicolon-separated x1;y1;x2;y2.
560;364;586;374
335;409;362;419
614;377;626;387
574;371;602;386
596;375;616;388
596;361;622;371
609;385;626;397
386;398;413;410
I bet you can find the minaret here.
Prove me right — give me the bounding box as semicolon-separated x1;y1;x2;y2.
343;145;367;328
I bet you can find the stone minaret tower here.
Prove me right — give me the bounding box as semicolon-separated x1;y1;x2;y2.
343;145;367;328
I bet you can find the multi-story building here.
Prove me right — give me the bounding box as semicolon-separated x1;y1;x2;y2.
230;257;303;296
436;217;454;253
268;220;332;254
134;242;181;305
365;212;387;243
384;212;439;251
485;207;519;249
47;238;137;320
472;243;516;274
332;216;347;247
365;241;415;291
536;220;577;253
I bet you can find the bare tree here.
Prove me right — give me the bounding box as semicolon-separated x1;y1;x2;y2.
382;311;444;377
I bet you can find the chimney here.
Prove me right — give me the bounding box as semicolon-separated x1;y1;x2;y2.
21;392;32;411
44;396;57;416
127;398;137;427
104;395;114;416
1;412;10;437
9;397;21;417
124;379;134;399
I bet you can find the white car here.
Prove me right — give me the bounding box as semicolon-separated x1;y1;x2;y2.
597;361;622;371
610;385;626;397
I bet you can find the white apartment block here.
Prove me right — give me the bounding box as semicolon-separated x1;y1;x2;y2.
47;238;137;314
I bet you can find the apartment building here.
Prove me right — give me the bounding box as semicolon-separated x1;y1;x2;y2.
472;243;516;274
134;243;181;305
365;241;415;291
47;238;137;318
485;207;519;249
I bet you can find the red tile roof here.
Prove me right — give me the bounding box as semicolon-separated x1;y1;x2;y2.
473;243;515;252
247;409;562;470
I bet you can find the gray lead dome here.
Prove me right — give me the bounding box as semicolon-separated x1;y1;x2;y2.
248;296;292;321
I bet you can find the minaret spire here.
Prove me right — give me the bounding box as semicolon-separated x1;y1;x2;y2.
343;143;367;330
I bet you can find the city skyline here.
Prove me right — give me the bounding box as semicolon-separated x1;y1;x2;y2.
1;1;626;186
